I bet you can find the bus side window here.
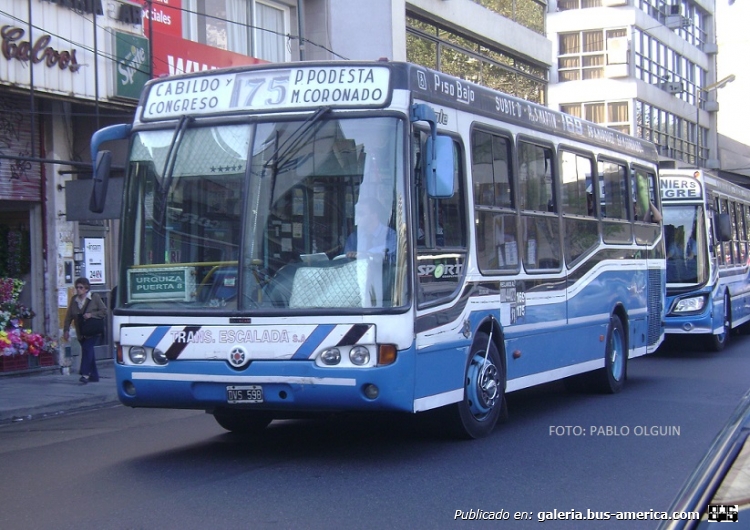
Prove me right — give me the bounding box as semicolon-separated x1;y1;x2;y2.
518;140;561;271
560;149;599;265
632;168;660;223
599;160;632;244
472;129;517;273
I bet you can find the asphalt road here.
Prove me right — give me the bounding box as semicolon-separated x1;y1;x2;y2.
0;334;747;530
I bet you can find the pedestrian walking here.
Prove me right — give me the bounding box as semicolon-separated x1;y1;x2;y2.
63;277;107;383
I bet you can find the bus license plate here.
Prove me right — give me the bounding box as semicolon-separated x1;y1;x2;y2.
226;385;264;404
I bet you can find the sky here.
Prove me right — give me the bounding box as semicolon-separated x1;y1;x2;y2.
716;0;749;146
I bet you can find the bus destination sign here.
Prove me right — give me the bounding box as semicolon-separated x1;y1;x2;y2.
127;267;196;301
141;66;391;120
660;175;703;200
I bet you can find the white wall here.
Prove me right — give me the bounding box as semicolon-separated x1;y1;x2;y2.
716;0;749;146
327;0;406;61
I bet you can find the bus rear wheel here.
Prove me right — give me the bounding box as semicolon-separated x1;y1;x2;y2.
586;315;627;394
445;332;506;439
213;409;273;434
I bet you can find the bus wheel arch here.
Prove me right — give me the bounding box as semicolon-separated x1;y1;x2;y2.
446;322;507;439
564;308;627;394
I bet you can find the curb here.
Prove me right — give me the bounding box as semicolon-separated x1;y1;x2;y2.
0;359;119;425
0;395;121;425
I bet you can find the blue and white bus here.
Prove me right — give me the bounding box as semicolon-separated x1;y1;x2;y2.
660;169;750;351
90;61;664;438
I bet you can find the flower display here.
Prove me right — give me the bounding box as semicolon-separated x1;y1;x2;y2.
0;277;48;360
41;336;59;356
0;277;34;330
1;328;27;356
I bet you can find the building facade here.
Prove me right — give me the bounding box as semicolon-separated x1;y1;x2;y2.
547;0;724;170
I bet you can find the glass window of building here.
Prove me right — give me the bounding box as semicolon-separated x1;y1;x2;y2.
469;0;546;35
182;0;291;62
406;14;547;104
558;28;627;81
636;101;703;167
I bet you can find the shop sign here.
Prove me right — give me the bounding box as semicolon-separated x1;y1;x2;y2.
84;238;106;285
114;31;150;99
150;31;265;78
1;25;80;72
40;0;103;16
142;0;182;38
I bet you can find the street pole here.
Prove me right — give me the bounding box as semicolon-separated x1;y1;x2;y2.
696;74;736;169
696;84;701;167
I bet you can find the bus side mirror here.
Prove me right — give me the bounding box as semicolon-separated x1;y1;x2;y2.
89;151;112;214
425;135;455;199
716;213;732;242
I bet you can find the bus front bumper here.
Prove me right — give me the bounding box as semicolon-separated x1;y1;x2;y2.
114;358;416;414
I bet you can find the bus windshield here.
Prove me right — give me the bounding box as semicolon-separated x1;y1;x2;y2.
120;115;408;311
663;204;708;286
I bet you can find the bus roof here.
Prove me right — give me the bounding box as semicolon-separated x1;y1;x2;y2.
137;60;659;163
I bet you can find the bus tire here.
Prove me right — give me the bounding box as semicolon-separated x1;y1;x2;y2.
705;293;730;352
595;315;627;394
445;332;506;439
213;409;273;434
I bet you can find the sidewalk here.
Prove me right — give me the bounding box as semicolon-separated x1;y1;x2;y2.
0;361;119;424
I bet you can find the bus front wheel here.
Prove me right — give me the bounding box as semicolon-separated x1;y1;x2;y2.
446;332;506;439
705;293;730;352
213;409;273;434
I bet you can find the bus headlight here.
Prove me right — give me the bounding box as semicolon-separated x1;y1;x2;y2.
673;295;706;313
320;348;341;365
152;348;168;365
349;345;370;366
129;346;147;364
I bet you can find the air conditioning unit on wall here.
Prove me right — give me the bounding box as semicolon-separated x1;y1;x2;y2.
602;0;628;6
665;15;690;29
661;81;683;94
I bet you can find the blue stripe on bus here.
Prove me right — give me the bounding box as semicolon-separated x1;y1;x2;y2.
145;326;171;348
291;324;337;359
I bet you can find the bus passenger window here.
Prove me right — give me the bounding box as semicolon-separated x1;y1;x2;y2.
561;150;595;218
632;168;661;223
472;129;517;273
518;142;553;212
561;149;599;264
598;160;632;244
518;141;561;271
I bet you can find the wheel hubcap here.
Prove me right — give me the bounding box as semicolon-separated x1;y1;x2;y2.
610;327;624;381
466;353;500;418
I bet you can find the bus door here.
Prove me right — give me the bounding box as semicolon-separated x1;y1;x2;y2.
632;166;664;350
